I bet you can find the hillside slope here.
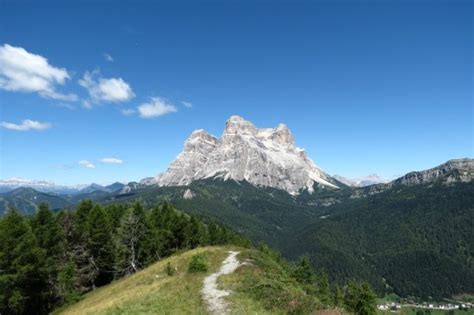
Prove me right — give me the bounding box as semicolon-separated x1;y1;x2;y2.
55;246;321;315
0;187;72;215
103;178;343;248
287;182;474;298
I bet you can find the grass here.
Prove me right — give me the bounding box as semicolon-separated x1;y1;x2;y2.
220;248;320;314
54;246;232;315
55;245;326;315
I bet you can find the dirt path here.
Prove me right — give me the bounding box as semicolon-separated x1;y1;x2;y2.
201;251;241;314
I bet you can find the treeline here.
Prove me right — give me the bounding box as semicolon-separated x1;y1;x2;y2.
0;201;249;315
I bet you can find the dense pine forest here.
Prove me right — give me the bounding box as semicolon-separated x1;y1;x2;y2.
0;201;249;314
289;182;474;298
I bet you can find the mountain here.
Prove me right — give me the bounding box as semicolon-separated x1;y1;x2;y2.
79;182;126;194
392;158;473;186
104;181;126;192
0;177;82;194
79;183;107;194
352;158;474;197
333;174;389;187
0;187;72;215
0;178;126;196
144;115;338;195
106;158;473;299
286;181;474;299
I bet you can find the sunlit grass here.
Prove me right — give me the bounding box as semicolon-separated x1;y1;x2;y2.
55;246;233;315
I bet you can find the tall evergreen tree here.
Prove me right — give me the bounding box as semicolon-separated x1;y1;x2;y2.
115;203;147;276
31;203;64;310
316;271;331;307
344;281;377;315
0;209;47;314
292;255;315;286
85;205;115;287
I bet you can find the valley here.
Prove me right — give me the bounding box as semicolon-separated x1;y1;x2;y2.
1;116;473;311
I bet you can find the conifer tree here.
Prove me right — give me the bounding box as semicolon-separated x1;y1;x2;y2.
31;203;64;309
344;281;377;315
333;284;344;307
292;255;315;286
115;203;147;276
0;209;47;314
316;271;331;307
85;205;114;287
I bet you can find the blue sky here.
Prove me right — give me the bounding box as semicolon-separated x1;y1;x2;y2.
0;0;472;185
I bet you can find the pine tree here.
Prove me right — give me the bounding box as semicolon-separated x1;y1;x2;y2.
344;281;377;315
208;222;220;245
75;200;94;232
292;255;315;286
115;203;147;276
0;209;47;314
31;203;64;309
56;210;89;294
57;260;79;304
185;216;205;248
315;271;331;307
333;284;343;307
85;205;114;287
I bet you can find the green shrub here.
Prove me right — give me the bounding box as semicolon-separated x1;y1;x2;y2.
165;262;175;276
187;254;208;273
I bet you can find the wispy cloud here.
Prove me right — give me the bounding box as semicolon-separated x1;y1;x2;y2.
78;160;95;169
120;108;136;116
100;157;123;164
0;44;77;101
137;97;177;118
79;71;134;106
103;53;114;62
182;101;193;108
0;119;51;131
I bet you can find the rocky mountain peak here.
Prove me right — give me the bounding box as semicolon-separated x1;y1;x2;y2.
223;115;257;136
146;115;338;194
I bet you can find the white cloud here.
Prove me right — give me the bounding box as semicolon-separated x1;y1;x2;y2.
138;97;177;118
78;160;95;169
182;101;193;108
100;157;123;164
0;119;51;131
103;53;114;62
0;44;77;101
79;71;134;104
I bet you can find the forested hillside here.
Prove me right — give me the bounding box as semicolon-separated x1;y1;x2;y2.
287;182;474;298
0;201;248;314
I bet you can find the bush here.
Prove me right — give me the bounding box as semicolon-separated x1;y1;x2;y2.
344;281;377;315
165;262;175;276
187;254;208;273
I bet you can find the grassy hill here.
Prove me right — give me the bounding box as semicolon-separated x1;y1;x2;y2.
54;246;322;315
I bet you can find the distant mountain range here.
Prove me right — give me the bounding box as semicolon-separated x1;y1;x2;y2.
1;115;472;299
0;178;125;195
332;174;389;187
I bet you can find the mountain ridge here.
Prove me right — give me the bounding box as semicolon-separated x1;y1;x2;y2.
143;115;337;195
